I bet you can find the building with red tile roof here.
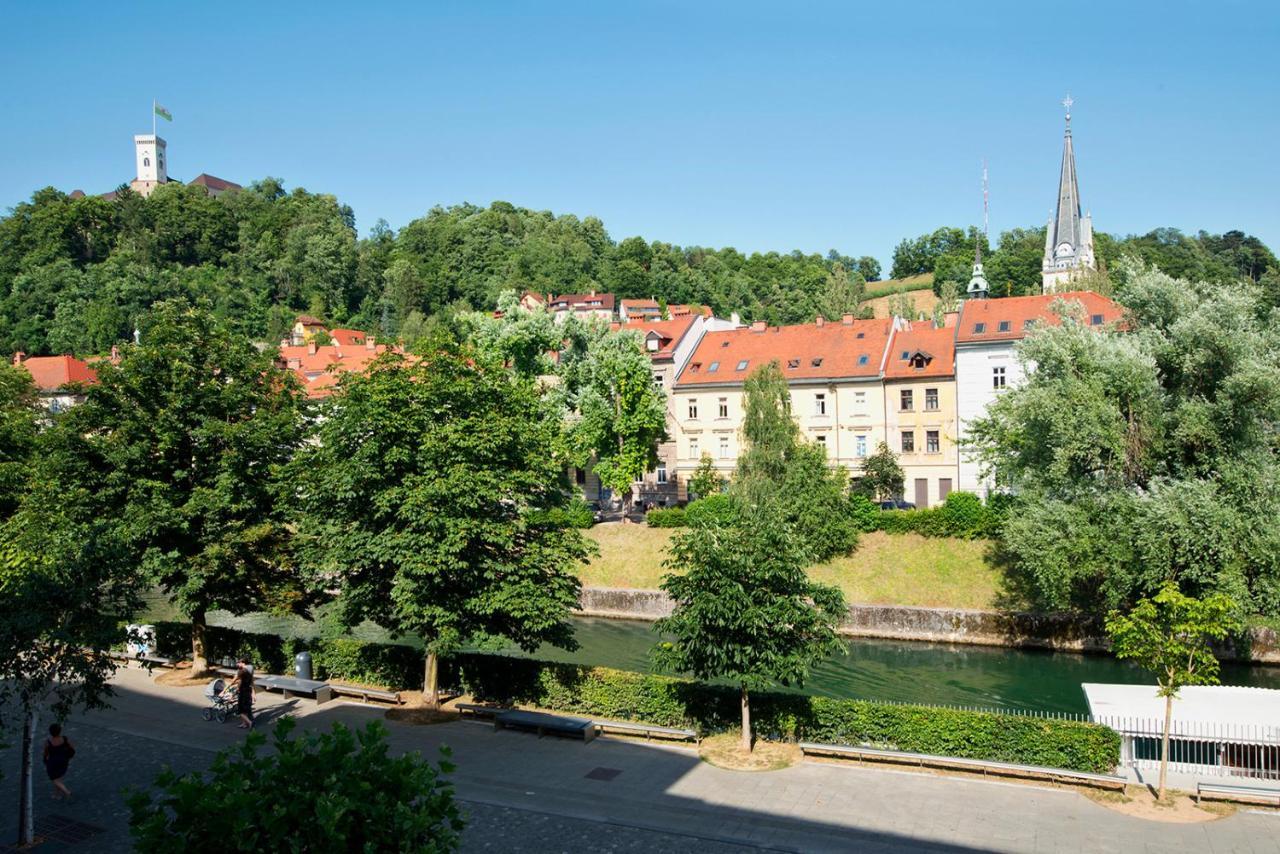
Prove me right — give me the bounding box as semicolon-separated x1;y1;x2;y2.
329;328;368;347
547;292;615;323
277;337;399;398
955;290;1122;344
12;353;99;411
883;322;959;507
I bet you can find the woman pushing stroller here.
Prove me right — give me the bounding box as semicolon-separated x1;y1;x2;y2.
225;658;256;729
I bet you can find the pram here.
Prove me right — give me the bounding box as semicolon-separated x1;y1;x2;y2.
202;678;238;723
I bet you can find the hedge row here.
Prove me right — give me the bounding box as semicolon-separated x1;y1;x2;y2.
645;506;686;527
445;654;1120;774
854;491;1012;540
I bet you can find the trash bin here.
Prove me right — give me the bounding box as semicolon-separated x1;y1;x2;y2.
294;651;313;681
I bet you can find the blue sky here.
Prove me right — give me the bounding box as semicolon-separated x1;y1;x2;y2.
2;1;1277;271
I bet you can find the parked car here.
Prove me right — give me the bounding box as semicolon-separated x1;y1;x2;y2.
878;499;917;511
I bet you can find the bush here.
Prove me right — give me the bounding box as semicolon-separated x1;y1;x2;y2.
128;717;463;850
846;493;880;533
868;491;999;539
645;506;686;527
444;654;1121;773
684;494;737;528
533;497;594;529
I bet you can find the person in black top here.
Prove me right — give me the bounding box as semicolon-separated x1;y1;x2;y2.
43;723;75;800
226;659;256;729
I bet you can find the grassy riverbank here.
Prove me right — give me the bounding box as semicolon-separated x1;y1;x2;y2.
581;523;1005;610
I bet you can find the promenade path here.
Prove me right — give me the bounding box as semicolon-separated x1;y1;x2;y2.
3;664;1277;853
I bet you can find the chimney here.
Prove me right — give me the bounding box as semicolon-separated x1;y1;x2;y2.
815;316;825;327
307;341;317;356
12;351;24;366
750;320;767;332
365;335;376;351
842;313;855;325
729;312;741;327
110;345;121;363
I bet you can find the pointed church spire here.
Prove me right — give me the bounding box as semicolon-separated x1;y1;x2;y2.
1042;94;1096;293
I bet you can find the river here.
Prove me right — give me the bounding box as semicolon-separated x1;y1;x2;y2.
142;597;1280;715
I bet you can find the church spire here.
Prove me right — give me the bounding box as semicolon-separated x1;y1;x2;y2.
1042;94;1096;293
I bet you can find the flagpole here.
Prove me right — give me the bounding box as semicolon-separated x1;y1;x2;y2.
152;98;156;138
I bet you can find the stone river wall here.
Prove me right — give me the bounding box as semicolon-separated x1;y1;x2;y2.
577;587;1280;664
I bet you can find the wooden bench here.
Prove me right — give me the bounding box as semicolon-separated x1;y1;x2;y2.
108;650;186;668
455;703;506;720
797;742;1127;791
495;709;596;743
256;675;334;704
592;719;697;743
1196;782;1280;806
331;684;402;705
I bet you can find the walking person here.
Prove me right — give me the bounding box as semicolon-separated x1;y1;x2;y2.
227;658;256;729
42;723;75;800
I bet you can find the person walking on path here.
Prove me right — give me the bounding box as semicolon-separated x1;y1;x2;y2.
42;723;75;800
226;659;256;729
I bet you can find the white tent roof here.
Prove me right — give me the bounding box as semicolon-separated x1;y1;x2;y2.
1082;683;1280;741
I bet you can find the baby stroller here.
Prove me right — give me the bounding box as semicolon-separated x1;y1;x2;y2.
202;678;237;723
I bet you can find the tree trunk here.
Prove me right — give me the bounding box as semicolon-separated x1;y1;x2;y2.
740;683;752;753
1158;692;1172;801
423;650;440;709
191;610;209;674
17;708;36;846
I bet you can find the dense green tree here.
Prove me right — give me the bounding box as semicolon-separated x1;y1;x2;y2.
654;497;845;751
688;453;726;499
0;364;39;517
1105;584;1241;800
128;718;463;851
292;343;589;706
814;263;866;321
854;442;905;502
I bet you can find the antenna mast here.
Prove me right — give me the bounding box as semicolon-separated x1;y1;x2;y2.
982;158;989;238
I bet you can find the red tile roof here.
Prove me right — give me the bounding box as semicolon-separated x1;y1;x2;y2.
548;293;616;311
956;291;1123;344
277;342;399;398
616;315;698;361
188;173;242;192
676;318;893;387
17;355;98;391
884;322;955;379
329;328;367;346
667;304;712;317
294;315;326;327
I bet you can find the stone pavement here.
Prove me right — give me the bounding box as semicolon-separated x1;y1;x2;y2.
2;664;1278;853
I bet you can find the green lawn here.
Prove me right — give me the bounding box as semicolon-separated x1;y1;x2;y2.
581;523;1005;610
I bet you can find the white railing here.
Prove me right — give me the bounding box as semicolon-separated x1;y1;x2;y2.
1095;716;1280;781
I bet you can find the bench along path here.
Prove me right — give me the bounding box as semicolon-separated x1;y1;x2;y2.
798;742;1128;791
495;710;597;742
256;675;334;704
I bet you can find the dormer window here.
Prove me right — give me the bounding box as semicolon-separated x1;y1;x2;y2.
973;322;986;334
689;362;701;373
998;320;1011;332
811;357;823;367
721;340;731;347
787;358;800;369
646;336;660;352
910;353;930;369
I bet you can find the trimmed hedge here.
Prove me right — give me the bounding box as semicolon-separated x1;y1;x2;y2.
645;506;686;527
871;491;1006;539
444;654;1121;774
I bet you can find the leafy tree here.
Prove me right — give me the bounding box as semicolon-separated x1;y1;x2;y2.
855;442;905;502
737;361;798;483
563;326;667;519
456;289;563;376
1105;584;1241;800
688;453;726;499
293;343;589;706
0;364;39;517
53;301;309;672
654;497;845;752
128;718;463;851
887;290;917;320
814;263;865;321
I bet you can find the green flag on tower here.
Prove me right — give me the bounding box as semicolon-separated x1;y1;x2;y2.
154;102;172;122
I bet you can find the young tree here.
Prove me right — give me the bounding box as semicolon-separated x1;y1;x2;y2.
654;497;845;752
293;344;589;707
55;301;310;672
564;327;667;520
737;361;798;484
687;453;726;499
455;289;563;376
128;718;463;850
855;442;905;502
1105;583;1241;800
814;263;865;321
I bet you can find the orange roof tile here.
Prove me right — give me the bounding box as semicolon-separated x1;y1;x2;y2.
277;341;400;398
329;328;367;346
676;318;893;387
884;322;955;379
956;291;1123;344
18;355;98;391
618;315;698;361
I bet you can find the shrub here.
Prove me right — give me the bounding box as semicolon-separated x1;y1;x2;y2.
444;654;1121;773
846;493;880;532
684;494;737;528
128;717;463;850
869;491;999;539
645;506;686;528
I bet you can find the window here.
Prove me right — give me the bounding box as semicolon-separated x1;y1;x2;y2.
993;366;1006;389
973;322;986;334
814;393;827;415
815;434;827;454
652;373;664;390
646;337;660;352
926;430;940;453
576;468;586;485
707;361;719;372
811;357;823;367
143;157;151;167
721;340;731;347
856;331;865;339
855;434;867;457
736;359;749;371
688;399;699;419
900;389;913;411
1091;313;1105;326
857;355;869;366
854;390;867;411
656;465;668;484
901;350;910;360
689;438;699;458
998;320;1011;332
787;358;800;369
689;362;701;373
718;436;730;459
925;387;939;411
901;431;915;453
717;397;728;418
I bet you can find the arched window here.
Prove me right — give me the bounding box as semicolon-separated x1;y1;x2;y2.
144;157;150;167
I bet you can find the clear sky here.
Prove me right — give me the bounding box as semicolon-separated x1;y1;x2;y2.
2;1;1277;271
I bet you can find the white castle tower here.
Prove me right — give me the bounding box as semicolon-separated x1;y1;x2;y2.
1041;95;1096;293
130;134;168;197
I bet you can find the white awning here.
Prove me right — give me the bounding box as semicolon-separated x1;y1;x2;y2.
1083;683;1280;742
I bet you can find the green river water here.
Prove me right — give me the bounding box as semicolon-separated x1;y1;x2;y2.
142;597;1280;715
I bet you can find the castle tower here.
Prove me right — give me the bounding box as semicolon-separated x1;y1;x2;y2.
1041;96;1096;293
131;134;168;197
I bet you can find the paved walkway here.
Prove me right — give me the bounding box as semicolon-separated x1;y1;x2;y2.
3;665;1278;853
